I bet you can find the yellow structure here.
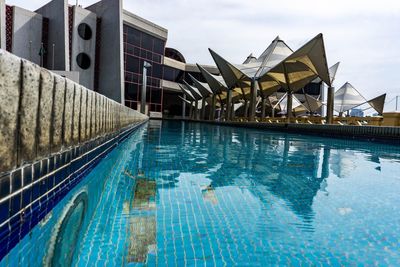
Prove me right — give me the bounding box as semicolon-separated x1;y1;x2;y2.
382;112;400;126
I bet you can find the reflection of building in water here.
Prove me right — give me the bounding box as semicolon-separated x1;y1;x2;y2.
330;150;357;178
128;217;156;263
132;177;156;210
201;185;218;205
127;177;156;263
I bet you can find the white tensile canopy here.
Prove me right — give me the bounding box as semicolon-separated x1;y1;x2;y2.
258;33;332;95
367;94;386;115
334;82;367;113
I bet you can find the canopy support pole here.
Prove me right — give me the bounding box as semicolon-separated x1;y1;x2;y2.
189;101;193;119
226;89;232;121
326;86;334;124
182;95;187;118
194;100;199;120
244;100;249;118
261;97;267;120
249;78;257;121
210;94;216;121
287;91;293;122
201;98;206;120
230;102;235;120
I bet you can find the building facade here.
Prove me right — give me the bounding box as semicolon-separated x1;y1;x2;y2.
0;0;321;118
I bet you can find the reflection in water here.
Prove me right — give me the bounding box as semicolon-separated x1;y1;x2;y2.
201;185;218;205
143;120;400;227
127;173;156;263
132;120;400;265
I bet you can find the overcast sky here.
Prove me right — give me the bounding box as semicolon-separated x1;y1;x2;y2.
7;0;400;109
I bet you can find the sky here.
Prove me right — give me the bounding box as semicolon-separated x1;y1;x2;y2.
7;0;400;110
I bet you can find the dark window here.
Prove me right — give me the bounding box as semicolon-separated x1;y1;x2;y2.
141;33;153;50
126;44;134;55
163;66;177;82
123;23;165;113
77;23;92;40
151;88;161;103
125;83;139;100
76;53;91;69
133;47;140;57
153;38;165;54
127;27;141;46
152;63;162;79
303;82;321;95
126;56;139;73
125;72;132;83
152;54;161;63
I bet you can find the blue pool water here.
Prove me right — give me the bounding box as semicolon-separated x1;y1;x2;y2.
1;120;400;266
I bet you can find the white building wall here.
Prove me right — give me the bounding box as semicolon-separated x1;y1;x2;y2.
11;6;43;65
36;0;69;71
71;6;97;90
86;0;124;104
0;0;5;50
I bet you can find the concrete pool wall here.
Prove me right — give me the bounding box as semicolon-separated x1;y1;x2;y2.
0;50;148;260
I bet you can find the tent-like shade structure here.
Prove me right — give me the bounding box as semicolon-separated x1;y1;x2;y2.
183;81;203;101
276;93;305;114
303;94;323;113
188;74;213;98
179;84;196;102
258;33;332;94
367;93;386;115
208;36;293;98
313;62;340;85
206;34;332;121
334;82;367;113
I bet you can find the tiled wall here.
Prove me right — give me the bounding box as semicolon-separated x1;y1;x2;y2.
0;50;148;260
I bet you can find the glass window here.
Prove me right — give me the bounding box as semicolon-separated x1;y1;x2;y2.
151;88;161;103
152;63;162;79
127;27;141;46
152;54;161;63
126;56;139;73
124;72;132;83
163;66;176;81
133;47;140;57
141;33;153;50
125;83;139;100
153;38;165;55
303;82;321;95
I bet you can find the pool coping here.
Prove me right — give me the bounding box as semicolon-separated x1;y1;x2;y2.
156;118;400;145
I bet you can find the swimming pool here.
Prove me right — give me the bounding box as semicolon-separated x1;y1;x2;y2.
1;120;399;266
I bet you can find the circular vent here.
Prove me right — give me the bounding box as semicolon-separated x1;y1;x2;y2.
77;23;92;40
76;53;91;70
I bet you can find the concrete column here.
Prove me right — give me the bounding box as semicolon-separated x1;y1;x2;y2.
249;79;258;121
286;91;293;123
326;86;334;124
225;89;232;121
182;94;186;118
220;103;225;121
189;101;193;119
201;98;206;120
244;100;249;118
194;100;199;120
209;95;216;121
230;101;235;120
261;97;267;120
